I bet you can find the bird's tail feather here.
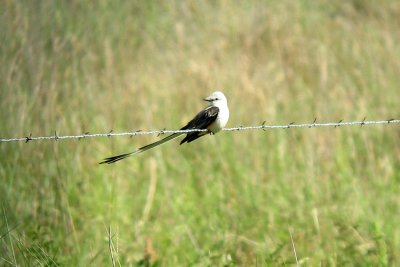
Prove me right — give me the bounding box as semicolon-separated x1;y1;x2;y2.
99;132;183;164
99;152;132;164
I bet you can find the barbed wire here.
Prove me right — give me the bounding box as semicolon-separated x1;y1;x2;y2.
0;118;399;143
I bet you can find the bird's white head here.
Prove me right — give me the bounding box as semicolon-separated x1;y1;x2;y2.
203;91;227;107
203;91;229;130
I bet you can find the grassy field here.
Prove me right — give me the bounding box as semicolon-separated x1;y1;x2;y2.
1;1;400;266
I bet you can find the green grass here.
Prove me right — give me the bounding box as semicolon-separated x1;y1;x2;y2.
1;1;400;266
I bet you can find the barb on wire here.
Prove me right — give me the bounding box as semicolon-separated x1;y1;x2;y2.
1;119;399;143
361;117;366;127
261;121;267;131
309;118;317;128
25;133;32;143
157;128;166;137
286;122;295;129
335;119;343;128
131;130;142;138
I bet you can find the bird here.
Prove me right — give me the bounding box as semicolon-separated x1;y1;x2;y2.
99;91;229;164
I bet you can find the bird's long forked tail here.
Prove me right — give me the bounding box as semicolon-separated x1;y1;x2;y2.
99;132;183;164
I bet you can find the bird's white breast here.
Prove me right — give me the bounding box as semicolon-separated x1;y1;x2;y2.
209;105;229;133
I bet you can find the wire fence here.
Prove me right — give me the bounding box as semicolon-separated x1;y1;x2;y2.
0;118;399;143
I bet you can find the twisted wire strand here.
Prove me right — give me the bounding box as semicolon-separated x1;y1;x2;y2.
1;119;399;143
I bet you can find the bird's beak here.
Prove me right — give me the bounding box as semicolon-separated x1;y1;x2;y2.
203;97;212;102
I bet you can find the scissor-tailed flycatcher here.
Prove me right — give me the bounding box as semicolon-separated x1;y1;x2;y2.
100;91;229;164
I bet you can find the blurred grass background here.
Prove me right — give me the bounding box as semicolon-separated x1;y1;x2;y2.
1;0;400;266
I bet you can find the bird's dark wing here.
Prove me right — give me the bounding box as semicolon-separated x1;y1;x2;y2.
180;106;219;144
